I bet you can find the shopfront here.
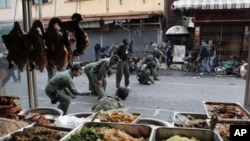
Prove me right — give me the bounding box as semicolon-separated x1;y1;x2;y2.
171;0;250;112
171;0;250;61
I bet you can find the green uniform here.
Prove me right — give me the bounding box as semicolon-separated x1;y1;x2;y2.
141;54;158;80
89;58;111;99
92;96;124;112
45;70;78;114
137;64;153;84
83;62;96;93
46;66;56;81
116;44;130;88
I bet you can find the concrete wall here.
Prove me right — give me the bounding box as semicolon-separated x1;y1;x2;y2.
0;0;164;22
77;26;158;62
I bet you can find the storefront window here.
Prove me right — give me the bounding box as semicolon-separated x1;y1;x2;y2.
0;0;10;8
0;52;30;109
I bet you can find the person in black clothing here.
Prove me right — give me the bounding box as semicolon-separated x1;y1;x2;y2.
94;43;101;61
128;39;134;54
116;38;130;89
165;40;174;68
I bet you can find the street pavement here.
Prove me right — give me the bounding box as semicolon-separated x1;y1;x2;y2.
4;63;246;125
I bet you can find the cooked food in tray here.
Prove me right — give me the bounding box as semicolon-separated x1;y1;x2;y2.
4;126;68;141
174;113;209;129
97;110;140;123
214;123;230;141
69;126;145;141
0;118;30;137
164;135;199;141
22;113;52;125
203;102;250;120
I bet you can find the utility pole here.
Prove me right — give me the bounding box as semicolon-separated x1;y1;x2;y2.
39;0;42;20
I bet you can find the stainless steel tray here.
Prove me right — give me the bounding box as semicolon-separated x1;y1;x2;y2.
19;107;63;120
202;101;250;122
173;112;209;129
0;120;34;140
66;112;92;118
152;126;222;141
94;109;141;123
3;124;71;141
60;122;153;141
135;118;171;127
207;120;250;141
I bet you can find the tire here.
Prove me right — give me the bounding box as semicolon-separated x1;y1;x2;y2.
214;66;225;75
182;63;191;72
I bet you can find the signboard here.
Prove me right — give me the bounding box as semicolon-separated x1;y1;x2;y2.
173;45;186;62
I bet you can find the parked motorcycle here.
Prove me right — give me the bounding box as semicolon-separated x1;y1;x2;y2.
214;56;244;76
182;50;201;72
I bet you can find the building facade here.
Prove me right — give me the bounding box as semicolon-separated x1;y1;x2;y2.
0;0;166;61
172;0;250;61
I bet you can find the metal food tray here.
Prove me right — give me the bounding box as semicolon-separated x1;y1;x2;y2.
203;101;250;122
3;124;71;141
66;112;93;118
19;107;63;120
0;122;35;140
95;109;141;123
207;120;250;141
152;126;222;141
60;122;153;141
173;112;209;129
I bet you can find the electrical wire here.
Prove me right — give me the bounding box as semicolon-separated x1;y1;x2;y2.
13;0;18;22
54;0;57;16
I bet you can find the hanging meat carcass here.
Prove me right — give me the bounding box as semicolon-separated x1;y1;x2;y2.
22;20;47;72
62;13;89;57
44;17;70;71
2;22;28;72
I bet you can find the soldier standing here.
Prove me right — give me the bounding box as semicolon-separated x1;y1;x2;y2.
116;38;130;89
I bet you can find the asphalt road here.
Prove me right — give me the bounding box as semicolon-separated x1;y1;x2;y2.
4;64;246;124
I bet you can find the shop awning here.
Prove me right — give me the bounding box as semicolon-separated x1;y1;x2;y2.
165;25;189;36
172;0;250;11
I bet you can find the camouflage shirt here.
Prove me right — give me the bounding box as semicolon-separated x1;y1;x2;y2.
92;96;124;112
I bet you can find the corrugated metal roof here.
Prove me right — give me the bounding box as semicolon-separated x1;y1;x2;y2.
172;0;250;10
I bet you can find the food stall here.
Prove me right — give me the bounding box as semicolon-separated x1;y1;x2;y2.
1;1;250;141
2;94;250;140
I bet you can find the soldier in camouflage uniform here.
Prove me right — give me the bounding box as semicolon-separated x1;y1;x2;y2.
83;62;96;95
92;87;129;112
141;43;163;80
89;55;120;99
45;64;85;115
137;62;155;85
116;38;130;89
